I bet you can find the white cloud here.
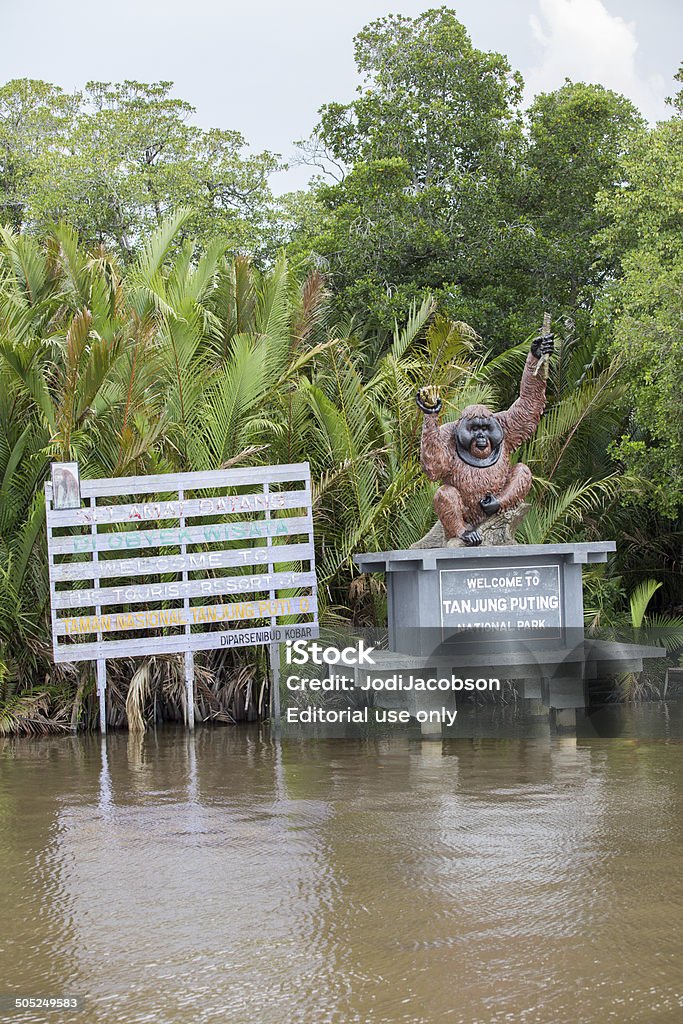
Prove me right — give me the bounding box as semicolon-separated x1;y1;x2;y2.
525;0;667;120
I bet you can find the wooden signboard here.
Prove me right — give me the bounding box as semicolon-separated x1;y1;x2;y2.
45;463;318;732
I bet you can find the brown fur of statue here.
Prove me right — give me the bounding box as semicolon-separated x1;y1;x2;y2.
416;332;554;546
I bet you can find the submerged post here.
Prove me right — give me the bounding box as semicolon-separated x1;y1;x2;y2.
184;651;195;730
97;658;107;734
270;643;281;726
179;488;194;730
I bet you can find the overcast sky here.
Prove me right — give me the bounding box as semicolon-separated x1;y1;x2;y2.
1;0;680;192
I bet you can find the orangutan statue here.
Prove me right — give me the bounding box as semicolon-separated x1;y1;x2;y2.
416;331;554;546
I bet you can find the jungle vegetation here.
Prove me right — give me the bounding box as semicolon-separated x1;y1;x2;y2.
0;8;681;732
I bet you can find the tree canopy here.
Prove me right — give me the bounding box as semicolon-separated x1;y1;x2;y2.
0;79;280;257
596;69;683;518
290;9;643;348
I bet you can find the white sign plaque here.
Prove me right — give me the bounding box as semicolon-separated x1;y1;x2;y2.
50;462;81;510
440;564;562;639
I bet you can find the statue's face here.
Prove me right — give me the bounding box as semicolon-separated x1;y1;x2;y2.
455;413;504;468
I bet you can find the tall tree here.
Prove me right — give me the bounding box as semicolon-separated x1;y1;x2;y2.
291;12;644;349
522;80;643;322
595;68;683;519
0;79;78;230
291;8;525;335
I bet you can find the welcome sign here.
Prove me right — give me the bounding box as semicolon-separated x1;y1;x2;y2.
440;563;562;639
45;464;318;729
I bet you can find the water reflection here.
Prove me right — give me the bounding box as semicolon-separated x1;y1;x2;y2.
0;710;682;1023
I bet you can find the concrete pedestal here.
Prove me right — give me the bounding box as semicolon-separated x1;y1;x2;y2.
352;543;664;736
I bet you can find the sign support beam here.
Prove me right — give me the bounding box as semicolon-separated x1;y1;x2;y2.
97;659;107;734
179;488;194;730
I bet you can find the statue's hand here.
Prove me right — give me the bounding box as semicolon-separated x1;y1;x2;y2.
479;493;501;516
462;528;482;547
416;385;442;414
531;333;554;359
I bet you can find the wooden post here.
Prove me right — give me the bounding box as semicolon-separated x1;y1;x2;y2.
97;659;107;734
91;496;107;734
179;488;194;730
304;465;318;656
269;642;281;727
264;481;281;726
184;652;195;730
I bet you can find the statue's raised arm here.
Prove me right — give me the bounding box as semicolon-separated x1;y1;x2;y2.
496;332;554;452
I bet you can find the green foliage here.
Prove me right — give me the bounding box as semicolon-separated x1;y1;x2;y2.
290;8;525;335
523;81;643;315
591;577;683;702
0;79;78;230
0;79;281;258
596;93;683;517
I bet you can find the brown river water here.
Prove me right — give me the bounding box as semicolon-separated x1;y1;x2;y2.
1;709;682;1024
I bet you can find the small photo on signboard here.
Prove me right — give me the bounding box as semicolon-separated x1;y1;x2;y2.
51;462;81;510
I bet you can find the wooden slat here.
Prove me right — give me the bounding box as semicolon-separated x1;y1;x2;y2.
52;570;317;610
45;463;310;500
46;489;311;529
55;595;317;636
51;542;314;582
54;620;320;663
49;515;311;555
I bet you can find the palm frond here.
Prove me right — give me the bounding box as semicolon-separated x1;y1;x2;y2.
518;477;622;544
134;207;194;283
390;294;436;361
629;579;662;629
